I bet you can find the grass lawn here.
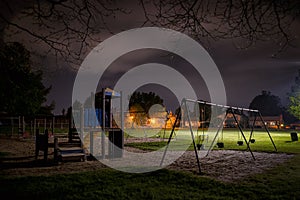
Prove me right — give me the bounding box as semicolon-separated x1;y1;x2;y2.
0;129;299;200
126;129;300;153
0;155;299;200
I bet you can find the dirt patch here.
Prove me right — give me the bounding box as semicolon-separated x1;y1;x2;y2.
167;150;293;182
0;136;294;182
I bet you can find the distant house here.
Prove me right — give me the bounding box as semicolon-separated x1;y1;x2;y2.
249;114;284;129
290;121;300;130
224;113;249;128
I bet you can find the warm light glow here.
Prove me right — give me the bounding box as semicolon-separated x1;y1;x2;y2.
150;118;156;124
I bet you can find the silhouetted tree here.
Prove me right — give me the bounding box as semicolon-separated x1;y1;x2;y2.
129;91;164;125
129;92;164;114
288;69;300;120
0;42;53;116
249;90;283;116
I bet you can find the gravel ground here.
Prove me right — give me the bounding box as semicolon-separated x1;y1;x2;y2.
0;136;294;182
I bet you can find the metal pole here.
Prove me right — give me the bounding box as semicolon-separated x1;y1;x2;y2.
120;91;124;156
258;112;277;152
160;101;182;167
68;110;72;142
80;106;84;149
109;98;112;128
231;109;255;160
163;116;168;141
202;104;205;135
184;99;202;174
102;88;106;159
90;131;94;156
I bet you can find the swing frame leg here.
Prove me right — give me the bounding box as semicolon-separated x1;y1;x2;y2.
231;109;255;160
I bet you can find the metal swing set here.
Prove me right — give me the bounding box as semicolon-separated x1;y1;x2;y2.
160;98;277;174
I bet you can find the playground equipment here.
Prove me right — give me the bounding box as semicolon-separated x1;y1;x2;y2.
64;88;124;161
161;98;277;174
34;88;124;163
35;129;49;161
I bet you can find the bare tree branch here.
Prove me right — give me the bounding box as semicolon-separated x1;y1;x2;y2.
0;0;129;67
0;0;299;67
140;0;300;54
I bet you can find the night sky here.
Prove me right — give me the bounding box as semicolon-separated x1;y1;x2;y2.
2;1;299;115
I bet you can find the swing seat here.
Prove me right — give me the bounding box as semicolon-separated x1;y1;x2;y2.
217;142;224;148
250;139;255;143
197;144;201;150
237;141;243;146
197;143;205;150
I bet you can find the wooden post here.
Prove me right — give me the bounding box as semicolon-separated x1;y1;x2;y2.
10;117;14;137
34;118;36;137
44;118;46;132
35;129;40;159
44;129;49;161
22;116;25;133
54;137;59;163
30;120;33;137
18;116;21;136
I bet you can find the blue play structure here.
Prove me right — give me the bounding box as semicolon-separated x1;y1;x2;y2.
69;88;124;159
84;108;109;128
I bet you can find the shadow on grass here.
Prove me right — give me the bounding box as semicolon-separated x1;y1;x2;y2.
0;158;58;169
0;151;59;169
285;141;298;143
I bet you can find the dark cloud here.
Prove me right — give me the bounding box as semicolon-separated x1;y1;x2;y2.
1;1;299;114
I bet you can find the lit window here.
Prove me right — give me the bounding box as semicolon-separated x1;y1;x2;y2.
270;122;275;126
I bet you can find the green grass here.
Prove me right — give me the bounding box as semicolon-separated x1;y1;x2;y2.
126;141;167;151
0;129;299;200
0;155;299;200
125;129;300;153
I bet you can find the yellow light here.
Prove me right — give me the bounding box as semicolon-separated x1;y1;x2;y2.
150;118;155;124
